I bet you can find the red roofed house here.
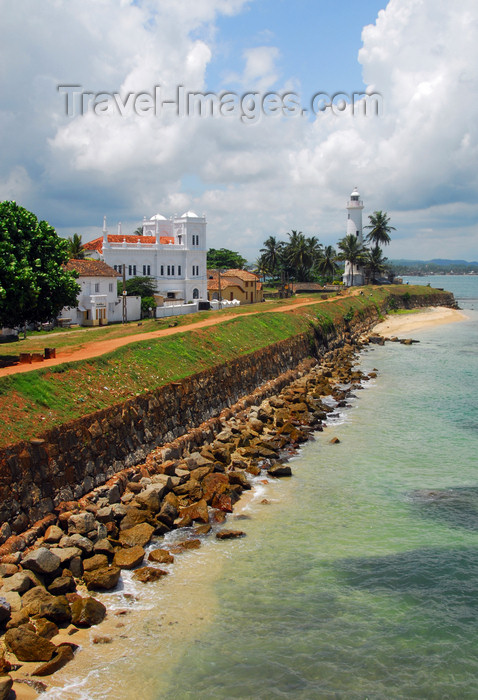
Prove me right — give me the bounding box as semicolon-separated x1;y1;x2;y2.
83;211;207;304
207;269;263;305
58;259;141;326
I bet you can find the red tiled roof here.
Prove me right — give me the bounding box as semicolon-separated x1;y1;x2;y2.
207;277;245;292
82;234;175;253
223;269;260;281
65;259;120;278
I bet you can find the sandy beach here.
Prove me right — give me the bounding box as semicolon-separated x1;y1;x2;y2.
371;306;468;337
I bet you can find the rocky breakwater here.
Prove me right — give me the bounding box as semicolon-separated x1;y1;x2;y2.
0;339;376;693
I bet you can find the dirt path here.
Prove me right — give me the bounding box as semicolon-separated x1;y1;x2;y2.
0;296;348;378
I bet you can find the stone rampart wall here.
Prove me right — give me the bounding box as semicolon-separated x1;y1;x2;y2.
0;291;454;535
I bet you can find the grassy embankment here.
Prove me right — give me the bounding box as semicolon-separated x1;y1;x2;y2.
0;286;445;447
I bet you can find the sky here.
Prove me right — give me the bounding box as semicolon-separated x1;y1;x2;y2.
1;0;477;262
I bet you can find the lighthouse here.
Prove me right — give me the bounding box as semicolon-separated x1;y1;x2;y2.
342;186;365;286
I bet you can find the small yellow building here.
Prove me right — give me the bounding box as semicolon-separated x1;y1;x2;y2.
207;269;263;304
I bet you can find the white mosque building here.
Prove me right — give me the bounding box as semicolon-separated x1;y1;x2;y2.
342;187;365;287
83;211;208;302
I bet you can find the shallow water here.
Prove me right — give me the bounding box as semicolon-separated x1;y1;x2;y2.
46;277;478;699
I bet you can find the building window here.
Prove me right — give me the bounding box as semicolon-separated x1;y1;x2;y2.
143;265;146;275
245;291;248;301
147;265;151;275
108;283;113;292
133;265;136;276
167;265;171;275
94;283;100;293
113;265;117;271
178;265;181;276
117;264;122;274
193;288;199;299
171;265;175;275
161;265;164;276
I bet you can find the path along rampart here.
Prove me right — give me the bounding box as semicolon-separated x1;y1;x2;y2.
0;291;454;537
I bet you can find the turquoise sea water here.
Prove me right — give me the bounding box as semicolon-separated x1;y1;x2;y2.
47;277;478;700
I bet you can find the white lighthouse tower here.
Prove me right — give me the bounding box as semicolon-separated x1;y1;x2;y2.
342;186;365;287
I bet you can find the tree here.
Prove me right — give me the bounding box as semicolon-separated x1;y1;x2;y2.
337;234;366;286
67;233;85;259
316;245;338;283
133;226;143;235
0;201;80;328
118;276;157;297
283;231;322;282
363;247;389;283
364;211;395;250
207;248;247;269
259;236;282;277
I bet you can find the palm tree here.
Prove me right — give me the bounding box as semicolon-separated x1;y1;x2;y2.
364;211;395;250
254;255;269;284
337;234;366;286
259;236;282;277
283;231;322;282
316;245;338;283
67;233;85;259
363;247;389;283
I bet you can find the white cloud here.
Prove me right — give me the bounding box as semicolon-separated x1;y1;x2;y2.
1;0;478;261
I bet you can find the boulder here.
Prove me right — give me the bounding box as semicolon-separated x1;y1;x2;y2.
211;493;234;512
114;546;145;570
147;549;174;565
156;500;178;527
70;596;106;627
0;563;18;577
119;523;155;548
202;473;230;505
132;566;168;583
47;576;76;596
68;512;97;535
267;464;292;478
216;530;246;540
194;523;212;536
93;538;115;556
69;556;83;578
83;554;109;573
49;546;82;566
59;534;94;554
176;499;209;527
32;644;75;676
0;570;32;594
0;596;10;624
83;566;121;591
172;539;201;551
22;547;61;575
6;609;30;630
329;437;340;444
5;626;56;661
227;471;251;490
186;452;214;469
43;525;63;544
119;507;152;531
32;617;58;640
135;485;166;511
22;587;72;624
96;506;114;524
0;676;12;700
173;479;203;501
1;591;21;614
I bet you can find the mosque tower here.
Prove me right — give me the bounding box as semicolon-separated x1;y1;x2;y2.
342;186;365;286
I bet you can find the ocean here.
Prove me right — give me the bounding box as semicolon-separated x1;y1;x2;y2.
46;276;478;700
